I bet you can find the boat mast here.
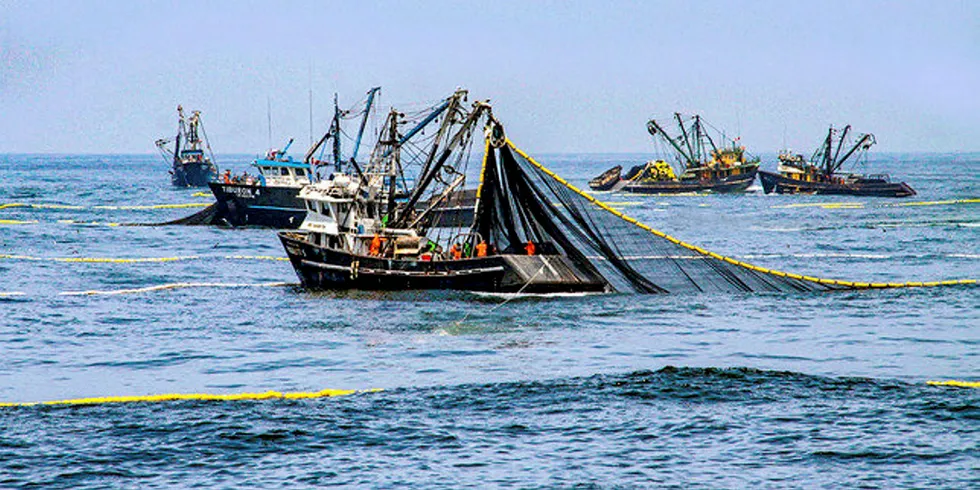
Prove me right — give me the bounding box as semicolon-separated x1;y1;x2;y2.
698;115;719;156
391;100;489;228
384;110;401;221
647;118;694;168
674;113;697;167
173;105;184;167
350;86;381;166
331;94;342;171
818;125;835;176
833;133;875;174
829;125;851;175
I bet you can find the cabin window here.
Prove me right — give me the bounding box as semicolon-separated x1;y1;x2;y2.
280;168;289;176
296;168;306;177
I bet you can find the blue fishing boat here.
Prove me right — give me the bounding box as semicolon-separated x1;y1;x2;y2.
155;105;219;187
208;88;381;228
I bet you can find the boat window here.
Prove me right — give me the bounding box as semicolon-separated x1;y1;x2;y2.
281;168;289;176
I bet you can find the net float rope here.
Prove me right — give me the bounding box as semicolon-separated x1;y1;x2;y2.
0;388;382;408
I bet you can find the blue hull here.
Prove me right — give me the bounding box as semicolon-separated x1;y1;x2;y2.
172;161;218;187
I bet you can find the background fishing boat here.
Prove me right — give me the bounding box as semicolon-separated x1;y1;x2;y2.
155;106;219;187
759;125;915;197
207;88;381;228
589;114;759;194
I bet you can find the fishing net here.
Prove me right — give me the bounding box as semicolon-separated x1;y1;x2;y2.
475;140;858;294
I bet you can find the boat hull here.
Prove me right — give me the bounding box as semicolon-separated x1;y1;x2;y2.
278;232;608;293
208;183;306;228
172;161;218;187
208;184;478;229
758;171;916;198
622;168;757;194
588;165;623;191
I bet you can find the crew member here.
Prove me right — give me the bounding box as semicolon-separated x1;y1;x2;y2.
222;169;232;184
526;240;536;256
475;241;488;257
449;243;462;260
369;235;382;256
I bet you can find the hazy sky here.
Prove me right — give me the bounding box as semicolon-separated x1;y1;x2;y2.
1;0;978;154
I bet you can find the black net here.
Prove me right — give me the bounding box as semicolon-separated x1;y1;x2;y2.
476;141;853;294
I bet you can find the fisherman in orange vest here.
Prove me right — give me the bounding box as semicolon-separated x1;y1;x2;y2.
369;235;382;256
475;241;488;257
222;169;232;184
449;243;462;260
526;240;536;256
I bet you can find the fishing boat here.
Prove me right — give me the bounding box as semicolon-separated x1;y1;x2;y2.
758;125;915;197
207;88;381;228
278;90;608;293
589;114;759;194
156;106;219;187
588;165;622;191
207;138;315;228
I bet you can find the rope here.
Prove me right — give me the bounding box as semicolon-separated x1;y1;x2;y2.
0;202;212;211
0;388;380;408
452;260;550;327
927;380;980;389
0;254;289;263
59;282;293;296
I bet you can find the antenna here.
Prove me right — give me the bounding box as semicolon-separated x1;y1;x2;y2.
308;60;314;147
266;96;272;149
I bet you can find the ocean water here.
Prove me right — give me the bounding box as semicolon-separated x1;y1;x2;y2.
0;153;977;488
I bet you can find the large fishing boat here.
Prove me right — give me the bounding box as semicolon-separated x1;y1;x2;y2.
278;90;608;293
208;88;381;228
589;114;759;194
156;106;219;187
758;125;915;197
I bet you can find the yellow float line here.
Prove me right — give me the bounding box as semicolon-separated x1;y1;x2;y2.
506;139;977;290
927;380;980;389
0;388;380;408
771;198;980;210
1;202;211;211
0;219;38;225
888;198;980;207
600;201;643;207
92;203;211;210
771;202;864;209
0;254;288;263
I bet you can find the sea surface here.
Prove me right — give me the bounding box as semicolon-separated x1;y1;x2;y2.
0;153;977;488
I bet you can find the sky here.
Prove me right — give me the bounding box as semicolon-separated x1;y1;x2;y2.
1;0;978;154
